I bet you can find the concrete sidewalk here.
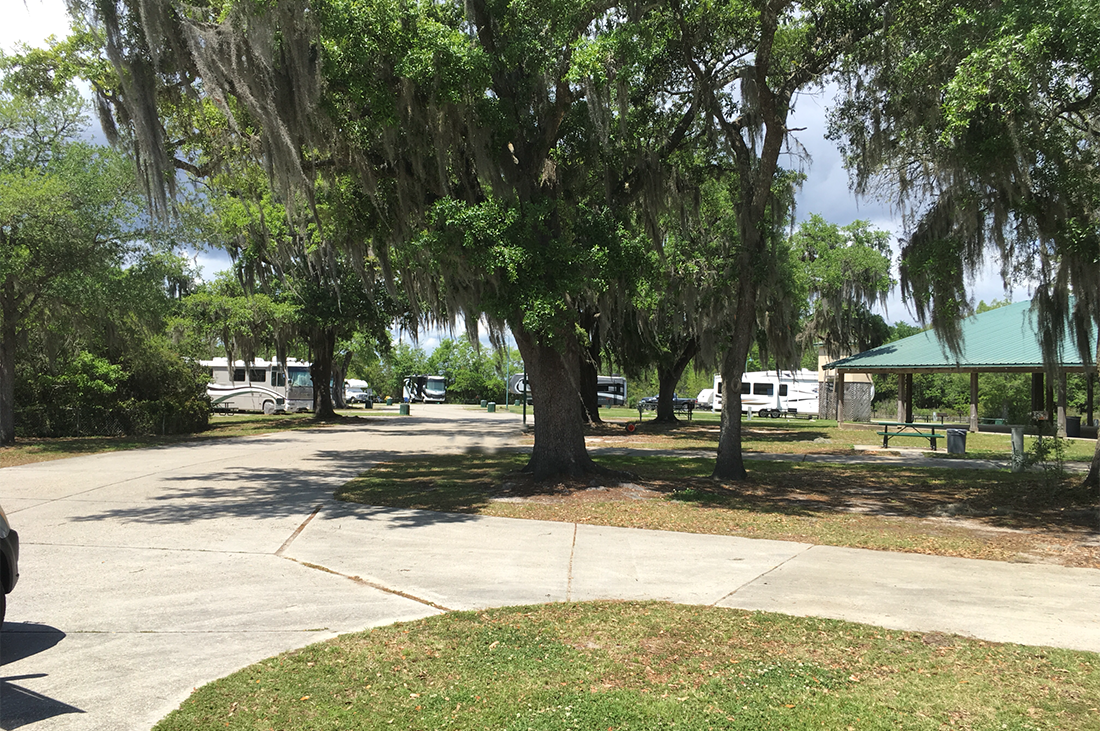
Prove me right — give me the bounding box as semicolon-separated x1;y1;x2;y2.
2;406;1099;730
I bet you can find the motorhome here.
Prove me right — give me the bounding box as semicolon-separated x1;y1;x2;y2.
404;375;446;403
597;375;628;407
344;379;373;404
202;357;313;413
712;369;820;417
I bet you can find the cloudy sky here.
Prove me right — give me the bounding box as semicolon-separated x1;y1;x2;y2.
4;0;1020;346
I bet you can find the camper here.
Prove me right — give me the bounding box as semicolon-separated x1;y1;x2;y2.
597;375;627;407
343;379;373;404
712;369;819;417
404;375;446;403
203;357;314;413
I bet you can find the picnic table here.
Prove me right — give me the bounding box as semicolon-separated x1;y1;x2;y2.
874;421;945;450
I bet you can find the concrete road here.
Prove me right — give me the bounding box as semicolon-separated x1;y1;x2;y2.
2;405;1100;730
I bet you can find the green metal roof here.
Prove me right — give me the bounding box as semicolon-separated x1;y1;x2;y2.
825;300;1093;373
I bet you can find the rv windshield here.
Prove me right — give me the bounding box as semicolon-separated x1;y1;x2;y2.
426;377;445;394
287;368;312;387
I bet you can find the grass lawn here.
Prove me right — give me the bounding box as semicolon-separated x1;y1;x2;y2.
563;411;1099;462
0;409;388;468
336;452;1100;568
155;601;1100;731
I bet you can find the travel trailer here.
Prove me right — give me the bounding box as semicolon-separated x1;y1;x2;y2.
404;375;446;403
203;358;313;413
597;375;627;407
712;369;820;417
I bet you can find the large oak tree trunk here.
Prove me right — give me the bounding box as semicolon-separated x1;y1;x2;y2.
654;339;699;423
579;309;602;424
513;321;600;479
310;329;338;420
0;304;16;446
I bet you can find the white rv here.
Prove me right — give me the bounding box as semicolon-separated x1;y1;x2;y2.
403;375;446;403
597;375;627;407
203;358;314;414
712;369;820;417
344;378;373;404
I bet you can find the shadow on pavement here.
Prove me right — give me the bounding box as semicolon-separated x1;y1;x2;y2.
65;444;520;529
1;623;83;730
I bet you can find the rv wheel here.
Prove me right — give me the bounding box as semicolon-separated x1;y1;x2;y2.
263;400;276;415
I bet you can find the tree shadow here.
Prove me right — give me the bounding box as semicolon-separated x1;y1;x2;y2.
1;623;82;730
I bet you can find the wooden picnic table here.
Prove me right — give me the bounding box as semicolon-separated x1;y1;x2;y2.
874;421;945;450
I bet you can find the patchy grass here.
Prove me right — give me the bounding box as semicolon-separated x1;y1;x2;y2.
335;452;1100;568
155;601;1100;731
576;417;1098;461
0;411;385;468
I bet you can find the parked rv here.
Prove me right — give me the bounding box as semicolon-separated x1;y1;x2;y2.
597;375;627;407
203;357;314;413
695;388;715;410
712;369;820;417
344;379;373;404
404;375;446;403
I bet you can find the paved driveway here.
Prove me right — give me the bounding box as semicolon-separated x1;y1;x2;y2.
3;406;1100;731
0;407;520;730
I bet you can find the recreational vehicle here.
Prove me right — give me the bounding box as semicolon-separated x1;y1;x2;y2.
712;369;820;417
404;375;446;403
597;375;628;407
203;358;314;414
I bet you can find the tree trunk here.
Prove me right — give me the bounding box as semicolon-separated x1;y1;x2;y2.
654;339;699;423
310;328;337;420
1083;341;1100;495
712;228;761;481
713;347;750;481
0;305;16;446
579;309;602;424
513;320;600;479
332;350;352;409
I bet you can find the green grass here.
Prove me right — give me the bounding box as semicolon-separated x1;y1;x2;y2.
154;601;1100;731
579;413;1098;461
335;452;1100;566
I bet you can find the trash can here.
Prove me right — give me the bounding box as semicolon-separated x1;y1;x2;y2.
398;403;410;416
480;399;487;408
1066;416;1081;438
487;402;496;413
385;397;393;406
946;428;967;455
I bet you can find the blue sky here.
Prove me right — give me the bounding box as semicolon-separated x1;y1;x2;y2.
4;0;1021;348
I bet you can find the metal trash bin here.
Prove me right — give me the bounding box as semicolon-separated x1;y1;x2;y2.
946;428;967;454
487;402;496;413
399;403;410;415
480;399;487;408
1066;416;1081;438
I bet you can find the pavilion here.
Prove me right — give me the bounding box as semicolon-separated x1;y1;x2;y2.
824;300;1096;435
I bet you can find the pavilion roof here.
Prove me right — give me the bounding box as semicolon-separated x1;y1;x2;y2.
825;300;1094;374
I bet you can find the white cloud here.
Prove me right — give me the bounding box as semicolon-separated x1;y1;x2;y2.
1;0;72;53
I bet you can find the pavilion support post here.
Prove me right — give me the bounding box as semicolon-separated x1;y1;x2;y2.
969;372;979;432
1046;381;1055;424
905;373;914;423
836;372;846;425
1057;373;1067;437
896;373;907;423
1031;373;1044;414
